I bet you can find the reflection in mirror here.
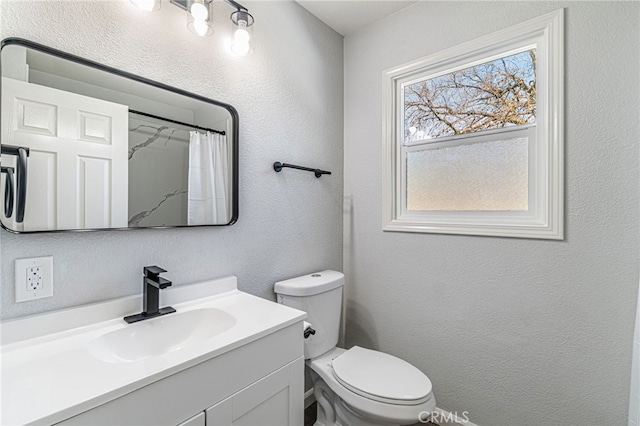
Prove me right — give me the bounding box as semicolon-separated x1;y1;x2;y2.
0;39;238;233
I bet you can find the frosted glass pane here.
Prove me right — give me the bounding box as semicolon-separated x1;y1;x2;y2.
406;138;528;211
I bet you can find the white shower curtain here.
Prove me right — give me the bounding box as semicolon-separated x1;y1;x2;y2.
188;131;230;225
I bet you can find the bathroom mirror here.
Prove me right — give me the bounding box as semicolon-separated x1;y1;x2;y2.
0;38;238;233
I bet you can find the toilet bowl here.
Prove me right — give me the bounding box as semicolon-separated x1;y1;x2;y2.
274;271;436;426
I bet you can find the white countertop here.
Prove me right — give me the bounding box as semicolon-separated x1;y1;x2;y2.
0;277;306;426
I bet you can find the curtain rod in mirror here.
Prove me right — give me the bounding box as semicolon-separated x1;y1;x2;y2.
129;110;225;135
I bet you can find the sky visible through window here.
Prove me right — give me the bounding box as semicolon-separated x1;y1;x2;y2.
404;49;536;143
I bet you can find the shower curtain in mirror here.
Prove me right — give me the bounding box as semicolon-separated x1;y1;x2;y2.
188;131;229;225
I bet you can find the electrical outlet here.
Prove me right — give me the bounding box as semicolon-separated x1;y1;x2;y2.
27;266;43;291
15;257;53;302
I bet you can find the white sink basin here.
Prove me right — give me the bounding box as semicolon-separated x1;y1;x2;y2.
87;308;237;363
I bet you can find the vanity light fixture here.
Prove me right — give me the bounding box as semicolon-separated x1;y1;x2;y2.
131;0;254;55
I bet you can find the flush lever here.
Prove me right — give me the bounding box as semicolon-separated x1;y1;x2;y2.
303;325;316;339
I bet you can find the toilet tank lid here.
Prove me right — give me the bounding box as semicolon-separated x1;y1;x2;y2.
274;270;344;296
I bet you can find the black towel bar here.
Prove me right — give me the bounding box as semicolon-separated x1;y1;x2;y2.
273;162;331;178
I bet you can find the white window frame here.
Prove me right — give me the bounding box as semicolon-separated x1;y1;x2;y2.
382;9;564;240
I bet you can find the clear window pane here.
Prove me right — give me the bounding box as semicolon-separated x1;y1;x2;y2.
406;137;528;211
404;50;536;143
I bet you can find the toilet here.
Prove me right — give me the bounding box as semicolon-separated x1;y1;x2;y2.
275;270;436;426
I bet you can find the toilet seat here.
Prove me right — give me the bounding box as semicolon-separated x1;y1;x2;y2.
331;346;432;406
309;347;436;425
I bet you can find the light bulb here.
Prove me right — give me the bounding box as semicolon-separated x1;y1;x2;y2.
230;20;251;55
193;19;209;37
190;2;208;21
234;27;250;43
131;0;158;11
229;10;253;56
231;39;250;56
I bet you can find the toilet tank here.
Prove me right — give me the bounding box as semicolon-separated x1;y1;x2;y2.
274;270;344;359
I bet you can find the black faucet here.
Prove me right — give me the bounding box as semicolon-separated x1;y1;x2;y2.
124;266;176;324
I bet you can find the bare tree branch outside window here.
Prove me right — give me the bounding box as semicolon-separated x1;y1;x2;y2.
404;49;536;142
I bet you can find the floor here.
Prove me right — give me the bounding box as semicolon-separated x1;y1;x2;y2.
304;402;317;426
304;402;439;426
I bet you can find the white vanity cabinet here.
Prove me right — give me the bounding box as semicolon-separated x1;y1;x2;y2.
205;359;300;425
56;324;304;426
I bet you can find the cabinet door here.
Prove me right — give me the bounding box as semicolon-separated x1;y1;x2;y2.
206;357;303;426
178;412;205;426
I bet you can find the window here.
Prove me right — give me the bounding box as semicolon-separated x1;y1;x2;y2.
383;9;564;239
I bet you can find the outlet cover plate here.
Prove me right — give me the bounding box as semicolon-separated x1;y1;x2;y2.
15;256;53;302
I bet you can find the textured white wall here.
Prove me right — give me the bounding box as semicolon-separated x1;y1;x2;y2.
344;2;639;425
631;280;640;426
0;0;344;319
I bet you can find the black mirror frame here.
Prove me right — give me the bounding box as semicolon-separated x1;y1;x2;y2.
0;37;239;234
